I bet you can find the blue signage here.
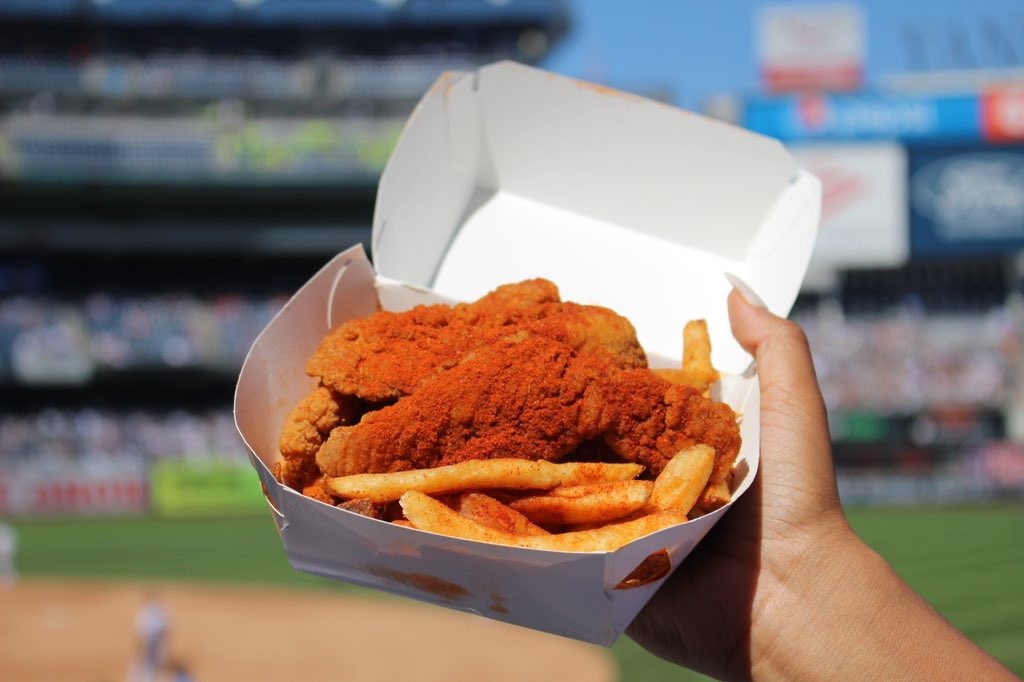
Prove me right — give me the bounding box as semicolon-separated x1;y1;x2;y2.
94;1;236;24
0;1;76;18
909;146;1024;257
743;93;981;143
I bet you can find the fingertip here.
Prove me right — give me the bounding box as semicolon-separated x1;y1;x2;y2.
727;287;772;355
728;289;823;408
726;278;806;370
723;272;767;309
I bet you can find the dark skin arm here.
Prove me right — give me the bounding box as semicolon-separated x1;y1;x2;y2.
626;286;1018;681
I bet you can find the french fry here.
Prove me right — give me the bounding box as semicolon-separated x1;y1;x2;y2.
694;478;733;515
682;319;719;396
508;480;653;526
650;320;720;394
326;459;645;503
651;368;713;391
644;444;715;515
400;490;686;552
456;492;550;536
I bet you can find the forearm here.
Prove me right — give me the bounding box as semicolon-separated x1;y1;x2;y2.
752;527;1017;681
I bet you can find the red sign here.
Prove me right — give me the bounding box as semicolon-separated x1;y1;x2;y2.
982;88;1024;142
0;473;147;517
763;65;863;94
758;4;864;93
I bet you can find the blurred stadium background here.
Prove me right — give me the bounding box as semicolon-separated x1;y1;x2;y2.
0;1;1022;680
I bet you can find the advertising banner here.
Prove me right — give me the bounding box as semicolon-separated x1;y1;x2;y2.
981;87;1024;142
909;146;1024;257
792;143;908;271
0;464;147;517
150;459;266;517
757;3;864;92
744;92;980;143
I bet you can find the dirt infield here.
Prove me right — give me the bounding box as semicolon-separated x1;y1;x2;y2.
0;579;616;682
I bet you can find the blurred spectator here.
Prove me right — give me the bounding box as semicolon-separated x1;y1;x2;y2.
0;293;286;379
0;409;249;466
794;303;1022;414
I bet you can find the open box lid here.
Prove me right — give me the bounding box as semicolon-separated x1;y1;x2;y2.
371;61;820;373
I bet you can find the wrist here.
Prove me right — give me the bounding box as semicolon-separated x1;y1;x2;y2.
747;518;867;680
748;520;1017;682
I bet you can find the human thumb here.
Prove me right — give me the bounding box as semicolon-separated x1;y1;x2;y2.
726;278;837;499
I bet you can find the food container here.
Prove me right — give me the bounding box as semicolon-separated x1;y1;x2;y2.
235;61;820;645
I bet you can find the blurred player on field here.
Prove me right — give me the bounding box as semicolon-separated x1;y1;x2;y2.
0;522;17;586
130;593;169;682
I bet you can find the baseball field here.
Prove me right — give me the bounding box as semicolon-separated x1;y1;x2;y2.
4;504;1022;681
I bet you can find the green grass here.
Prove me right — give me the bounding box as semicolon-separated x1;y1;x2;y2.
13;516;325;587
9;505;1024;680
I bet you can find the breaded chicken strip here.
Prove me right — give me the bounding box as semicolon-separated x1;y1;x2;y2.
278;384;364;459
316;335;610;477
601;369;741;510
275;384;366;494
527;302;647;371
316;335;741;507
305;279;645;402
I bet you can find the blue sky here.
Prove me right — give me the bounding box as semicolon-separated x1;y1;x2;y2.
541;0;1024;110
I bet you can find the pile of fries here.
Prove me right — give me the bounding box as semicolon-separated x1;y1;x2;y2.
278;317;737;554
331;445;716;552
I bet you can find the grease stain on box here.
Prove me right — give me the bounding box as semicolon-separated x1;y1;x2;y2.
367;566;470;603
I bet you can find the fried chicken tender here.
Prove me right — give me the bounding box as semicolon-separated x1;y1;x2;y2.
271;456;320;491
278;384;364;459
527;302;647;371
275;384;367;494
305;279;645;402
316;335;610;477
315;334;740;503
455;277;560;321
601;369;741;510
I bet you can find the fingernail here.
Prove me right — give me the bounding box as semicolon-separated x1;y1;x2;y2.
724;272;767;309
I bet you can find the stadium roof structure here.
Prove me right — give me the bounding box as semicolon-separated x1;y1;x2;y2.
0;0;569;28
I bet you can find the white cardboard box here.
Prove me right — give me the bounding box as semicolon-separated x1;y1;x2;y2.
235;61;820;645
